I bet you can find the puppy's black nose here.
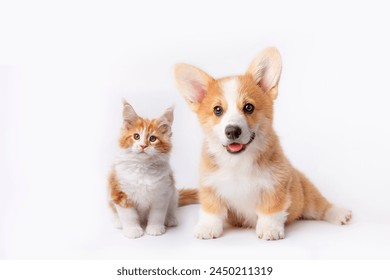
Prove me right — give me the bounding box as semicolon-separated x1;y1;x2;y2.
225;125;242;140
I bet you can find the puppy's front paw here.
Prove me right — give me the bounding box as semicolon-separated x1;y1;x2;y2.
256;226;285;240
123;226;144;239
194;223;223;239
324;206;352;225
146;224;166;236
256;211;287;241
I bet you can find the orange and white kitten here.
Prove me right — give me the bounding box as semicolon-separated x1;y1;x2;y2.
108;100;178;239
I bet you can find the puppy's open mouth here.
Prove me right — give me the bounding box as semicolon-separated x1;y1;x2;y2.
224;133;255;154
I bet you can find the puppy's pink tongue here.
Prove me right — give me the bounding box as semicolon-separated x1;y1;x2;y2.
228;143;244;152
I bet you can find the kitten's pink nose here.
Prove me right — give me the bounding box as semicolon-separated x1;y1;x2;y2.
140;145;147;150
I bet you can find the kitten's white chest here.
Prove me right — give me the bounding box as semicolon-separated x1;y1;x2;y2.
117;163;164;187
114;157;171;208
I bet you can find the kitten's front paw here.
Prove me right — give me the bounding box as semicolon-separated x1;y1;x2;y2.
194;223;223;239
324;206;352;225
146;224;166;236
165;216;178;227
112;217;122;229
123;226;144;239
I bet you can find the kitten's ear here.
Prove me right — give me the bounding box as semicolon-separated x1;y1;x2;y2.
122;99;138;126
174;64;214;111
246;47;282;99
158;106;174;135
160;106;174;125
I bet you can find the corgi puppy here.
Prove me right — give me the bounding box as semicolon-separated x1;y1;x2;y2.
174;47;352;240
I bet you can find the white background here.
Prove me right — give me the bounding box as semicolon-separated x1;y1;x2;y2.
1;0;390;259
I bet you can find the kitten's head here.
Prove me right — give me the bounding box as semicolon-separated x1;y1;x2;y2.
119;100;174;157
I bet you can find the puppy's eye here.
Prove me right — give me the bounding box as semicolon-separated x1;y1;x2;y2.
213;106;223;117
149;135;157;142
133;133;140;140
243;103;254;114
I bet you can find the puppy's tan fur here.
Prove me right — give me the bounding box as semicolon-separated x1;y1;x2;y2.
174;47;352;240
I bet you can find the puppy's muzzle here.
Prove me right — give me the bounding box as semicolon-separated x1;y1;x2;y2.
225;125;242;140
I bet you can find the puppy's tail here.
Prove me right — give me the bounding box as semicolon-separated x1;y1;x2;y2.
178;188;199;206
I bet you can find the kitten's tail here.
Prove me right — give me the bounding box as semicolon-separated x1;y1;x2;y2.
178;188;199;206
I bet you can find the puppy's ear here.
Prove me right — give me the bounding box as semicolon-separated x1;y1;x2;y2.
247;47;282;99
174;64;214;111
158;106;174;135
122;99;138;127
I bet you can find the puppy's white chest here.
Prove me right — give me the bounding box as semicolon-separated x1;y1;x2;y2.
202;157;274;225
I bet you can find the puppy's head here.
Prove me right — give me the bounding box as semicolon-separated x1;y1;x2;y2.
174;47;282;154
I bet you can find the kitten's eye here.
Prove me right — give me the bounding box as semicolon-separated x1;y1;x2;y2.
213;106;223;117
149;135;157;142
243;103;254;114
133;133;140;140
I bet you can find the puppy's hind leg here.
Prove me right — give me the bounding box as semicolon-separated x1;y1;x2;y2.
324;206;352;225
300;172;352;225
